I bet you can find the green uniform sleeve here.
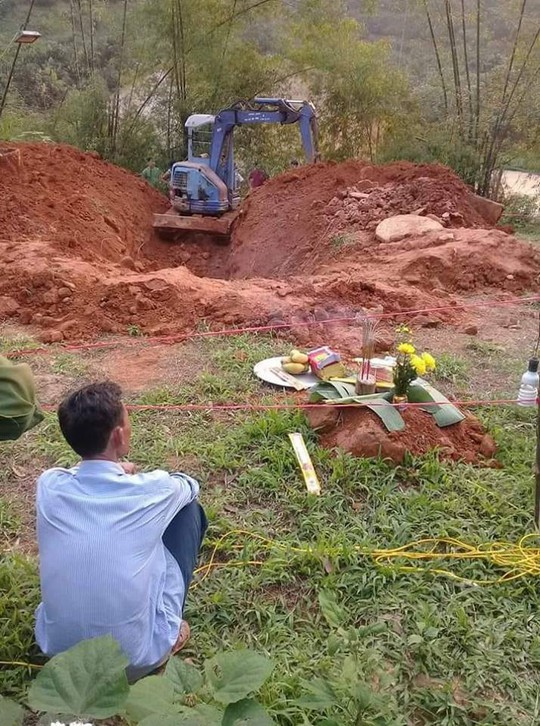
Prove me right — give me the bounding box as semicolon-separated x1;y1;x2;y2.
0;355;44;441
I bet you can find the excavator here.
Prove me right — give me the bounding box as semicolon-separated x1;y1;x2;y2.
152;97;318;241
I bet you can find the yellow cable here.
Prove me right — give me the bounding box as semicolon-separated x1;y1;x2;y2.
192;530;540;588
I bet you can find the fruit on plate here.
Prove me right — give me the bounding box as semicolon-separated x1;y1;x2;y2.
290;349;309;364
280;349;310;375
282;361;309;375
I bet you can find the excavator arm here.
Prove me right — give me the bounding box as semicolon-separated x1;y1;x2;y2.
209;98;318;190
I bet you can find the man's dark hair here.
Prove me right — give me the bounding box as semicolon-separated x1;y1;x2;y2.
58;382;124;457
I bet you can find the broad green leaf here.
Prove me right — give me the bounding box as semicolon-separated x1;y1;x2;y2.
139;713;203;726
205;650;274;705
27;635;129;719
364;400;405;432
125;675;177;722
193;703;224;723
408;383;465;427
296;678;338;710
0;697;24;726
222;698;275;725
310;382;383;402
164;657;203;695
318;590;344;629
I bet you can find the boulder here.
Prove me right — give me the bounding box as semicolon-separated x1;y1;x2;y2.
375;214;443;243
468;192;504;225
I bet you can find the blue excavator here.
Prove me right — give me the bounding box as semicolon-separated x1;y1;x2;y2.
152;97;318;241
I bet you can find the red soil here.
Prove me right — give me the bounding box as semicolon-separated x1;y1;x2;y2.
310;407;498;465
0;142;538;344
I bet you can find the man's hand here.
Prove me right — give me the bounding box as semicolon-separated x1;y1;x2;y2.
120;461;137;475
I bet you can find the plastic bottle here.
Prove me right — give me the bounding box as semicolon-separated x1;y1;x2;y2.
517;358;539;407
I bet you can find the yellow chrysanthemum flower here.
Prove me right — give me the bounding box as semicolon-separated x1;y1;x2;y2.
422;352;436;371
410;354;426;376
397;343;415;355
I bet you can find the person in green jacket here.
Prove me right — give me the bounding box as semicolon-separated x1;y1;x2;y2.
0;355;43;441
141;159;162;189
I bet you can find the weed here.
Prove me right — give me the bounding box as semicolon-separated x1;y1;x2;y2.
50;353;90;378
331;232;356;249
433;352;469;385
127;324;144;337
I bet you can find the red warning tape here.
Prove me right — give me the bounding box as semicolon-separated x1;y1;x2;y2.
6;295;540;359
39;398;535;413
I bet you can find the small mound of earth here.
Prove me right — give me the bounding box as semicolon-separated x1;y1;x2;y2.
307;406;497;465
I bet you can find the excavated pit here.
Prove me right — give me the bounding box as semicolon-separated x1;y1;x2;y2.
1;142;539;344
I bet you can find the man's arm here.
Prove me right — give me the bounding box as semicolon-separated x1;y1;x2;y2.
128;469;200;532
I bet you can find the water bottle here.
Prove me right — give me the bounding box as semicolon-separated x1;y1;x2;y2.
517;358;539;407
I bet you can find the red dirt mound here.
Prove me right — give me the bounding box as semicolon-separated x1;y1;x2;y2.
0;142;168;265
308;406;497;465
227;160;493;279
0;143;538;343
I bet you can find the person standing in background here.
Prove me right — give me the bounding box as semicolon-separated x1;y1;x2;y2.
141;158;162;188
248;163;268;190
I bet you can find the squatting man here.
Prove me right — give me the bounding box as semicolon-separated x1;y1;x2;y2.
35;382;207;679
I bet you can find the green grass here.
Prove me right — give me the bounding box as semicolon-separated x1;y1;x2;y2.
1;333;540;723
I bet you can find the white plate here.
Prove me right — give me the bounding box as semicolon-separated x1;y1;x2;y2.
253;356;319;389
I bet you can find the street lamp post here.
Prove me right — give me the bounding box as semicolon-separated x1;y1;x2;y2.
0;30;41;122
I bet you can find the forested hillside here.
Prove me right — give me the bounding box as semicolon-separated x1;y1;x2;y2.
1;0;539;188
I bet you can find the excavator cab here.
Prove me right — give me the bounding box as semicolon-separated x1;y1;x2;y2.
153;97;318;241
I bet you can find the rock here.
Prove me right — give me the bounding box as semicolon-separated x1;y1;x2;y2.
58;319;78;333
375;214;443;243
57;286;72;298
349;191;370;200
144;278;169;292
42;288;59;305
121;256;136;270
201;251;211;260
411;206;427;216
305;406;340;434
467;192;504;225
0;295;18;317
412;315;442;329
479;434;497;459
18;309;32;325
268;316;287;329
506;274;514;281
427;213;444;225
40;329;64;344
134;261;145;273
356;179;376;192
463;325;478;336
434;232;455;243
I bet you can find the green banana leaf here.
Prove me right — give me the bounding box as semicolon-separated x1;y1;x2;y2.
309;378;464;430
309;383;404;432
408;382;465;427
309;381;357;401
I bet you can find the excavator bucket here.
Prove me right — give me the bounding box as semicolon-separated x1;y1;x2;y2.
152;211;233;239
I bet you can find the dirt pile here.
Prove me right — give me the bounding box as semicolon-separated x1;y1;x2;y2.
0;142;168;266
226;161;494;279
308;406;498;465
0;143;539;342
